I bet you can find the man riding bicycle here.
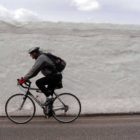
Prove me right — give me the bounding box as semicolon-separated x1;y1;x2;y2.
18;47;63;104
5;48;82;122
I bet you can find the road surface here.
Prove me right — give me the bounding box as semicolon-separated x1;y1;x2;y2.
0;115;140;140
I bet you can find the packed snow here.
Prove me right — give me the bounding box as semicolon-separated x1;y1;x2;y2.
0;21;140;116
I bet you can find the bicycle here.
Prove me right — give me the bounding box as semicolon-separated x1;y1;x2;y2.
5;80;81;124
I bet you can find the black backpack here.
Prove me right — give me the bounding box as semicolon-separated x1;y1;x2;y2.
44;53;66;72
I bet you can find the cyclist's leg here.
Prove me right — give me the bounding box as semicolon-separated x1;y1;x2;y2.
36;76;52;97
36;74;63;97
47;74;63;117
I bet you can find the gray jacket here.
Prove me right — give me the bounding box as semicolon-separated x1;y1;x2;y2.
24;53;55;80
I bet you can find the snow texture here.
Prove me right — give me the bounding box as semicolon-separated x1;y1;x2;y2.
0;21;140;115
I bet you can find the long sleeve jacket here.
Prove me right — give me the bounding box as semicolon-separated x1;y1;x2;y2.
24;53;55;80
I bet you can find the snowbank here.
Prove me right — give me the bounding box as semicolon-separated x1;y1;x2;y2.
0;21;140;115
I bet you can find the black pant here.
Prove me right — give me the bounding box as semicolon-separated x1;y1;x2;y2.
36;74;62;97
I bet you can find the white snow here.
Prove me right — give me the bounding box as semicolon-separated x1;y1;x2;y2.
0;21;140;116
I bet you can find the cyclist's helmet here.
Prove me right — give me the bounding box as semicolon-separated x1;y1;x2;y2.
28;47;40;54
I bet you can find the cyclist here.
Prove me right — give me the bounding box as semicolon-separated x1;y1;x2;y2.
18;47;63;116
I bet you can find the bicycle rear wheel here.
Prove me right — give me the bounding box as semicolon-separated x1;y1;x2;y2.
52;93;81;123
5;94;36;124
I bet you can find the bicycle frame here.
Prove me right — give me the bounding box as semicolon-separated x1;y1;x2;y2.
18;82;45;108
18;80;65;109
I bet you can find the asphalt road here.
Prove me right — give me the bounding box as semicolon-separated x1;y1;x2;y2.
1;115;140;140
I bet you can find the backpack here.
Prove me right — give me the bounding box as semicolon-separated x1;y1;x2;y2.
44;53;66;72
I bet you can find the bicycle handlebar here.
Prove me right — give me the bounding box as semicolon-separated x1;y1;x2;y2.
17;79;41;92
17;79;31;88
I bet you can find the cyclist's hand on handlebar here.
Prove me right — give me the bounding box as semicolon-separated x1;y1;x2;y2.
18;77;26;85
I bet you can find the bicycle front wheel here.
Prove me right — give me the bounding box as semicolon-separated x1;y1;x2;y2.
52;93;81;123
5;94;36;124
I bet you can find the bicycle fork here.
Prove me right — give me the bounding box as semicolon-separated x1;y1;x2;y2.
19;95;28;110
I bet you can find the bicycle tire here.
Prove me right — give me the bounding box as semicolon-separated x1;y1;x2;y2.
5;94;36;124
52;93;81;123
